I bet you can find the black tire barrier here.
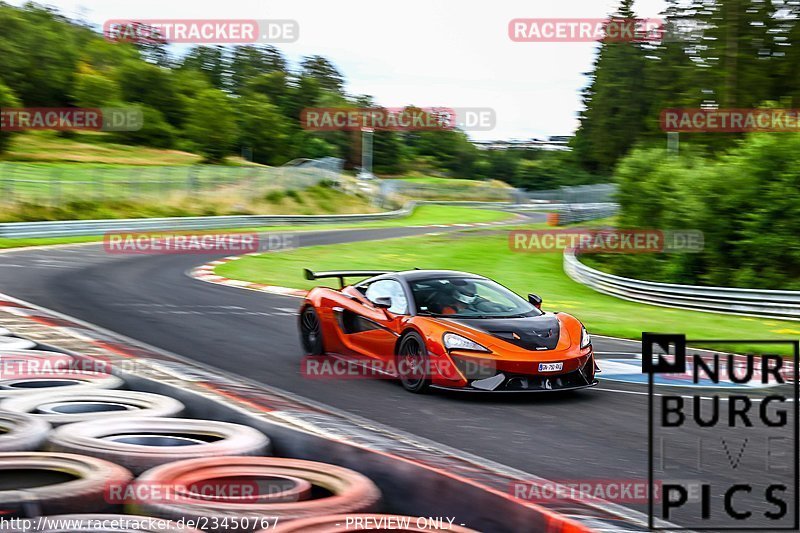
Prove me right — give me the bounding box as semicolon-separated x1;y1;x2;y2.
0;371;124;398
0;514;202;532
128;457;382;531
46;417;271;475
0;411;51;452
270;514;480;532
1;390;185;426
0;452;133;517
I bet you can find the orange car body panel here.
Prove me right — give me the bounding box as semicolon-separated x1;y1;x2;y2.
302;284;594;390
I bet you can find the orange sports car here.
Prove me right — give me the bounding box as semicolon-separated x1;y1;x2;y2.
299;269;598;393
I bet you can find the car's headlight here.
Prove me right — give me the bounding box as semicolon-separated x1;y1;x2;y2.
443;333;490;353
580;325;591;349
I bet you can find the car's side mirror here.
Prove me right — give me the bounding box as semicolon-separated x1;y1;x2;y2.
372;296;393;309
528;293;543;309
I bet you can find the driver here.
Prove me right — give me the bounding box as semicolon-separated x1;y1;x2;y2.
440;280;479;315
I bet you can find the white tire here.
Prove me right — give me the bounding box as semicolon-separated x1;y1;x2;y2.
0;411;51;452
0;370;124;398
0;327;11;336
1;390;184;426
0;335;37;350
47;417;271;474
0;452;133;515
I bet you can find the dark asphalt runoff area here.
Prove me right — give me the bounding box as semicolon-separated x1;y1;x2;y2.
0;216;795;528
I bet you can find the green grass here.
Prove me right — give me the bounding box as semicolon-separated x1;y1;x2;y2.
386;174;511;188
2;131;255;165
216;230;800;353
0;206;514;250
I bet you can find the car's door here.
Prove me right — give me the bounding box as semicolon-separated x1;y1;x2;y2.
335;279;408;365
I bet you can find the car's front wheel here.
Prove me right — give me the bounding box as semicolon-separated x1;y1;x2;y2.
299;307;324;355
396;331;430;393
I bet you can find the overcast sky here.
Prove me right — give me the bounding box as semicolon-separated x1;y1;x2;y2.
12;0;667;140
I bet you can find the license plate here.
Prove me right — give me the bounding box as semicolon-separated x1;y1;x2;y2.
538;362;563;372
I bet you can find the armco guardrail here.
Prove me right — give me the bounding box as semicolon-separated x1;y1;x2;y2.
564;248;800;320
0;204;415;238
0;201;617;239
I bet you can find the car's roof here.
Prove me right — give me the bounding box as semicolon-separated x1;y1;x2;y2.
390;269;488;282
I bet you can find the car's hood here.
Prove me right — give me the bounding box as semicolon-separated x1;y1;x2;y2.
441;313;561;351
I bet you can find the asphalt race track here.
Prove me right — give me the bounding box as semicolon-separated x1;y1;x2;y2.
0;218;795;527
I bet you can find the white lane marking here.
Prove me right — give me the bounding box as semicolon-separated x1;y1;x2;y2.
110;303;247;309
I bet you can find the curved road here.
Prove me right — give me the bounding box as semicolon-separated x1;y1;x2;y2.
0;220;792;527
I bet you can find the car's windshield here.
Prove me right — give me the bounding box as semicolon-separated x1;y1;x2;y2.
410;277;540;318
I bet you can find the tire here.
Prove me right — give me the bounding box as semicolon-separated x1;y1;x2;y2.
0;336;37;351
299;307;324;355
0;371;124;398
0;411;51;452
46;417;271;475
0;327;10;336
270;514;480;532
129;457;381;529
0;452;132;516
1;390;185;427
0;514;202;533
396;331;430;393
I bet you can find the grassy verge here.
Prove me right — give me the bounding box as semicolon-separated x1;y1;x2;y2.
0;182;380;223
0;206;514;250
2;131;256;165
216;230;800;353
384;173;511;188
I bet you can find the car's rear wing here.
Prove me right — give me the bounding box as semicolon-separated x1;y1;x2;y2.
303;269;392;289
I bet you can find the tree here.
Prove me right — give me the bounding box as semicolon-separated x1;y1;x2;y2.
0;4;80;106
572;0;649;173
179;46;228;90
113;104;176;148
184;89;238;163
244;72;289;110
116;61;185;127
0;81;21;154
300;56;344;94
237;94;291;165
230;45;286;95
71;64;121;107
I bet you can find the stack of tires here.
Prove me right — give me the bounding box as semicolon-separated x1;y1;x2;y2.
0;330;475;532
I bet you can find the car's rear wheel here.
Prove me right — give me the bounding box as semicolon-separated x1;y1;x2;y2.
396;332;430;393
299;307;324;355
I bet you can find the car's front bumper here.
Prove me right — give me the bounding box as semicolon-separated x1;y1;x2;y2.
433;351;598;392
430;378;598;393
